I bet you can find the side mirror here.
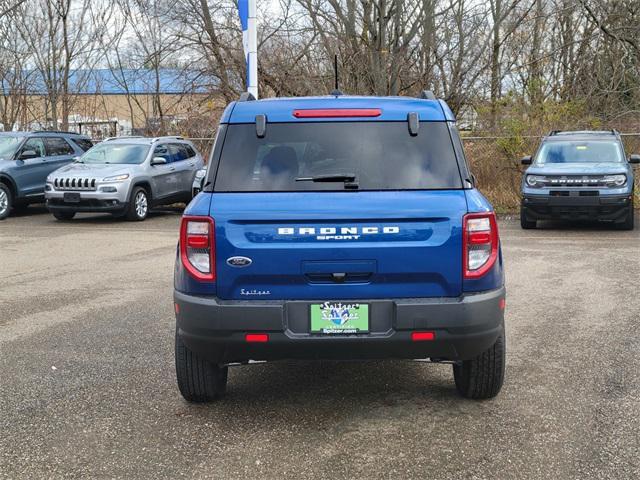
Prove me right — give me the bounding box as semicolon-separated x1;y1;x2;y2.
150;157;167;166
520;155;532;165
629;154;640;164
18;149;38;160
73;156;81;162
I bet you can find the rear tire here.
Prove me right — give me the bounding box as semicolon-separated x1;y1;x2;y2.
0;183;12;220
453;329;505;399
175;330;228;402
520;207;536;229
126;187;149;221
53;211;76;221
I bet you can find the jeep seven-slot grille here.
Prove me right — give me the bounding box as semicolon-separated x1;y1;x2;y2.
54;178;97;191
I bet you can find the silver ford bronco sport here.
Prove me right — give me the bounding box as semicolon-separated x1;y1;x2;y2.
45;136;204;221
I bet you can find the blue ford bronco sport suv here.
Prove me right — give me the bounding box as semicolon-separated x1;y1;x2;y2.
0;130;92;219
174;92;506;402
520;130;639;229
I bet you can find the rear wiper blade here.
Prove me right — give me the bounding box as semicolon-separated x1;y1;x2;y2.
295;173;356;183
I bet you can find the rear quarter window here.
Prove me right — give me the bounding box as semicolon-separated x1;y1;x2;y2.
73;138;94;152
44;137;75;156
214;122;462;192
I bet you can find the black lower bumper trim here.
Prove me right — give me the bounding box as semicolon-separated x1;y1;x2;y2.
174;287;506;363
46;199;128;213
522;194;632;221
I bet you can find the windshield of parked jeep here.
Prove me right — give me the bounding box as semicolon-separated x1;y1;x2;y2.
214;122;463;191
535;140;624;165
0;136;21;159
80;143;149;164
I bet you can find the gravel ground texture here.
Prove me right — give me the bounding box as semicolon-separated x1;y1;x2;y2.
1;206;639;479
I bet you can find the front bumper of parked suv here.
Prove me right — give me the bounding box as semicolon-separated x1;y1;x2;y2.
521;192;633;222
45;179;132;213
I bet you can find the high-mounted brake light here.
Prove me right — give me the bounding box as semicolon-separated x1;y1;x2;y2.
180;216;216;281
463;212;499;279
292;108;382;118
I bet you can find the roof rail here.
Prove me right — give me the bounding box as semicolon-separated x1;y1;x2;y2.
418;90;437;100
549;130;616;137
151;135;185;142
238;92;256;102
33;130;78;135
103;136;145;142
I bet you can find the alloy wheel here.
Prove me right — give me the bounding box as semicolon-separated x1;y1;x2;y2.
135;191;148;218
0;189;8;216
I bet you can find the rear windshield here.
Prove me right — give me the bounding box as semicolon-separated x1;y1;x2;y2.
536;140;624;164
213;122;462;191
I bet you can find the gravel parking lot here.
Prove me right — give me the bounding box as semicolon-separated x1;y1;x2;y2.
1;207;639;479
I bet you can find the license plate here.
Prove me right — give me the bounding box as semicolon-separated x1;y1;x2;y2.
310;302;369;334
63;192;81;203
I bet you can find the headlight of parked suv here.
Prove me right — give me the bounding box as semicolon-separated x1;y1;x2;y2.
525;175;546;188
102;174;130;182
194;168;206;179
603;174;626;187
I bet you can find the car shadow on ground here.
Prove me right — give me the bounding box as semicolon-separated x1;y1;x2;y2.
502;213;638;232
175;360;466;422
534;218;636;231
11;203;185;224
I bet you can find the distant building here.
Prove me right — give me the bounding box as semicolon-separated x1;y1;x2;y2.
1;68;222;137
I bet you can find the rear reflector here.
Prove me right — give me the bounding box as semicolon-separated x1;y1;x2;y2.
499;298;506;310
293;108;382;118
245;333;269;343
411;331;435;341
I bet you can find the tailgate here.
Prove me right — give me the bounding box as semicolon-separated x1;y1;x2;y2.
211;191;465;300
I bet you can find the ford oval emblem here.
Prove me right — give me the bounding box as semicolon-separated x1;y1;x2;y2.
226;256;252;267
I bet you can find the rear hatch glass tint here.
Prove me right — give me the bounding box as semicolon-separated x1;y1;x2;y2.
213;122;463;191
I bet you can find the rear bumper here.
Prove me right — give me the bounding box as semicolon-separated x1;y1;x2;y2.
522;193;632;221
174;287;506;364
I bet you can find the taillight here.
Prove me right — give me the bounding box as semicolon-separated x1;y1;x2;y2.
463;212;498;279
180;216;215;281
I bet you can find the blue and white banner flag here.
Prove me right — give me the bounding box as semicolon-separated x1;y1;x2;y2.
238;0;258;98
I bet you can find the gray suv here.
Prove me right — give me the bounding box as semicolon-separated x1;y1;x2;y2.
45;136;204;221
0;131;92;220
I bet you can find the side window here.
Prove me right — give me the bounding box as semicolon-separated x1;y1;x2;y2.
44;137;75;156
19;138;46;157
169;144;188;162
449;125;472;183
73;138;93;152
153;144;172;163
184;145;196;158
